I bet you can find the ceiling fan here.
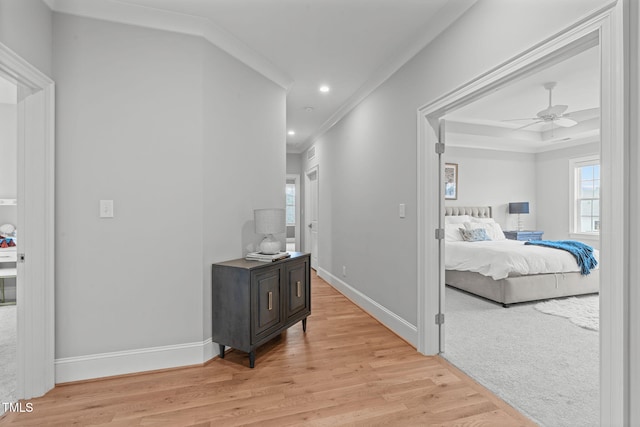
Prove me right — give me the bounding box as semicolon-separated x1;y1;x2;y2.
504;82;596;130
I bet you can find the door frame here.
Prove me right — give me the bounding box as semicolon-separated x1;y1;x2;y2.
416;2;626;425
304;166;319;269
0;43;55;399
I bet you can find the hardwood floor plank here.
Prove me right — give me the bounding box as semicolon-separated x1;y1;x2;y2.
0;270;537;426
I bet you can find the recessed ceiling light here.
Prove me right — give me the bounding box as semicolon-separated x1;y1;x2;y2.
288;130;296;136
319;85;330;93
304;106;314;112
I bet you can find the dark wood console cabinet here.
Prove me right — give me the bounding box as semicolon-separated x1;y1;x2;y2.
212;252;311;368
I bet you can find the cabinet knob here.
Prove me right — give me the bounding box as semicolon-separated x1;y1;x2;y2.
268;291;273;310
296;281;301;297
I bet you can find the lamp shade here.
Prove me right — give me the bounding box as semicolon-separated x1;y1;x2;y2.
509;202;530;214
254;208;285;235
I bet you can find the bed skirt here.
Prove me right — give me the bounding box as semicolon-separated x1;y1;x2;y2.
445;269;599;306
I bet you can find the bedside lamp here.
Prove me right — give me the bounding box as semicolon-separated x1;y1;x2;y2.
254;208;285;254
509;202;529;231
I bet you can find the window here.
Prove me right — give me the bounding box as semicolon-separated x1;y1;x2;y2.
285;182;296;225
570;156;600;235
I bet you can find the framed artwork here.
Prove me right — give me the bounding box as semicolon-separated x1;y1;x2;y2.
444;163;458;200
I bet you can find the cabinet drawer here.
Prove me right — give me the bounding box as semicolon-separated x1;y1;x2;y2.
251;268;282;340
286;260;308;318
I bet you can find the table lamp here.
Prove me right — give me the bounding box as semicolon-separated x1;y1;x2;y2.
509;202;529;231
254;208;285;254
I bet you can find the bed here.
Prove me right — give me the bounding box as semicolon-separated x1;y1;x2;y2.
444;206;599;307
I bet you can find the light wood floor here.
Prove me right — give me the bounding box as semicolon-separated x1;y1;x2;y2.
1;271;536;426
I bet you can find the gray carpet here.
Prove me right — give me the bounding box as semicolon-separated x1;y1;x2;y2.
443;286;598;427
0;305;17;416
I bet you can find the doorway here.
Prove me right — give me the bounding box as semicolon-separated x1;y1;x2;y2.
0;73;17;412
439;39;601;424
285;174;300;252
304;166;319;269
417;4;625;425
0;43;55;401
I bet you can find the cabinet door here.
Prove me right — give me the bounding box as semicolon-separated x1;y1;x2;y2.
252;268;282;340
286;260;309;319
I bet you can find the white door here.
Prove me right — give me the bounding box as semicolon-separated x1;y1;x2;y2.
305;167;319;269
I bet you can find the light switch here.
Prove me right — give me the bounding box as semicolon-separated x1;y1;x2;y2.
399;203;406;218
100;200;114;218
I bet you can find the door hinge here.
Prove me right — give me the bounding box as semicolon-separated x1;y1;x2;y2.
435;313;445;325
18;253;25;263
435;228;444;240
435;142;445;154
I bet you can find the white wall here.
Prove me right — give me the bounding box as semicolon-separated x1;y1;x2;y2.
444;147;537;231
536;142;600;248
53;12;285;377
0;0;52;77
307;0;610;339
0;103;17;226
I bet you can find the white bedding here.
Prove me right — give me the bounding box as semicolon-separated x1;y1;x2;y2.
445;239;599;280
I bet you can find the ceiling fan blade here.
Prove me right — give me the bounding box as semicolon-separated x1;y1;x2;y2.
564;107;600;122
501;117;539;122
513;120;543;131
555;117;578;127
537;104;568;118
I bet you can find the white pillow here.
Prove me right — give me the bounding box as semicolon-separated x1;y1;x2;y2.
445;223;465;241
464;221;506;241
444;215;470;224
470;217;495;224
487;222;506;240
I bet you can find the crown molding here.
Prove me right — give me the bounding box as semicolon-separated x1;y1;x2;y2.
298;0;477;152
43;0;293;90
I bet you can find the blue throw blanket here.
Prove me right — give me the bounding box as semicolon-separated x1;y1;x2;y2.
524;240;598;275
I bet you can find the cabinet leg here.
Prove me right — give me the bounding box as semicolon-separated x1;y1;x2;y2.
249;351;255;368
219;344;225;358
302;318;307;333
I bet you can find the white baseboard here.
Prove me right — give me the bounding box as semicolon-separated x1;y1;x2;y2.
54;270;418;383
55;338;216;384
317;268;418;346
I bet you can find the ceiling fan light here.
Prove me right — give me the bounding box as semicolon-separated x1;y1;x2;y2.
555;117;578;127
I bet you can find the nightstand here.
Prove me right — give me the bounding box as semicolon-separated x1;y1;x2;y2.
504;230;544;241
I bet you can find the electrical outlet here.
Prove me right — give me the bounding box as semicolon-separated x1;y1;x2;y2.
399;203;406;218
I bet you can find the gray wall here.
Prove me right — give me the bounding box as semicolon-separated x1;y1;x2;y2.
444;143;602;248
304;0;609;331
53;14;205;356
0;0;52;77
202;41;286;339
444;147;537;231
52;13;285;359
286;153;303;176
536;142;600;248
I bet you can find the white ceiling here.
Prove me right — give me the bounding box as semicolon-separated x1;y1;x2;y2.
44;0;477;153
40;1;600;154
445;44;600;153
